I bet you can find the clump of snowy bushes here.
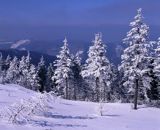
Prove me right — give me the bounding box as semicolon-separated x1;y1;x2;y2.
0;92;56;124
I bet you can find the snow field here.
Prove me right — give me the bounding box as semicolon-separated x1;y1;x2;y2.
0;84;160;130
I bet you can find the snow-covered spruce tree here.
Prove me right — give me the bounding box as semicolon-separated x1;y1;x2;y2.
27;64;40;91
52;37;73;99
5;56;19;84
45;63;55;92
37;56;46;92
81;33;112;102
71;50;84;100
0;53;3;71
152;38;160;100
18;52;32;89
0;55;10;84
18;56;26;86
110;63;121;101
4;55;11;70
0;53;4;83
118;8;151;109
2;55;12;83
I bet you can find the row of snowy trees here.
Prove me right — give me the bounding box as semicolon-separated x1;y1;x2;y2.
50;8;160;105
0;53;54;92
52;35;118;102
0;34;117;102
0;8;160;106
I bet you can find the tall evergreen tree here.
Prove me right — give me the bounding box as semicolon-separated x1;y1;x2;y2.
52;37;73;99
45;63;55;92
5;56;19;83
0;53;4;83
18;52;31;88
119;8;150;109
4;55;11;70
72;50;84;100
27;64;39;91
0;53;3;72
152;37;160;100
0;55;11;84
37;56;46;92
81;33;112;102
18;56;26;86
110;63;121;101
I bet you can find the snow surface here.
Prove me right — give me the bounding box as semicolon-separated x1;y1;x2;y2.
0;84;160;130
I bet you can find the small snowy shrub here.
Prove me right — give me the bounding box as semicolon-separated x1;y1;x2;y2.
0;92;56;124
95;101;104;116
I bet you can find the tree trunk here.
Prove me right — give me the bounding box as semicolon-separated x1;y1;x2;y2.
65;78;68;99
73;81;77;100
134;78;139;110
96;77;100;102
103;80;108;101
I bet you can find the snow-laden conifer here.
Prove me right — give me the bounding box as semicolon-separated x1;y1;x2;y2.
45;63;55;92
152;38;160;100
18;52;31;88
119;8;150;109
82;33;112;102
5;56;19;83
37;56;46;92
52;37;73;99
27;64;39;91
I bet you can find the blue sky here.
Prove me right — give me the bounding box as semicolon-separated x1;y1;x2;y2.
0;0;160;41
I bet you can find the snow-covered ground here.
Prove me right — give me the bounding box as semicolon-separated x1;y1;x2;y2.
0;84;160;130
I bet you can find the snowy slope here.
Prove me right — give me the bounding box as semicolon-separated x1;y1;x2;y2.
0;84;36;107
0;84;160;130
